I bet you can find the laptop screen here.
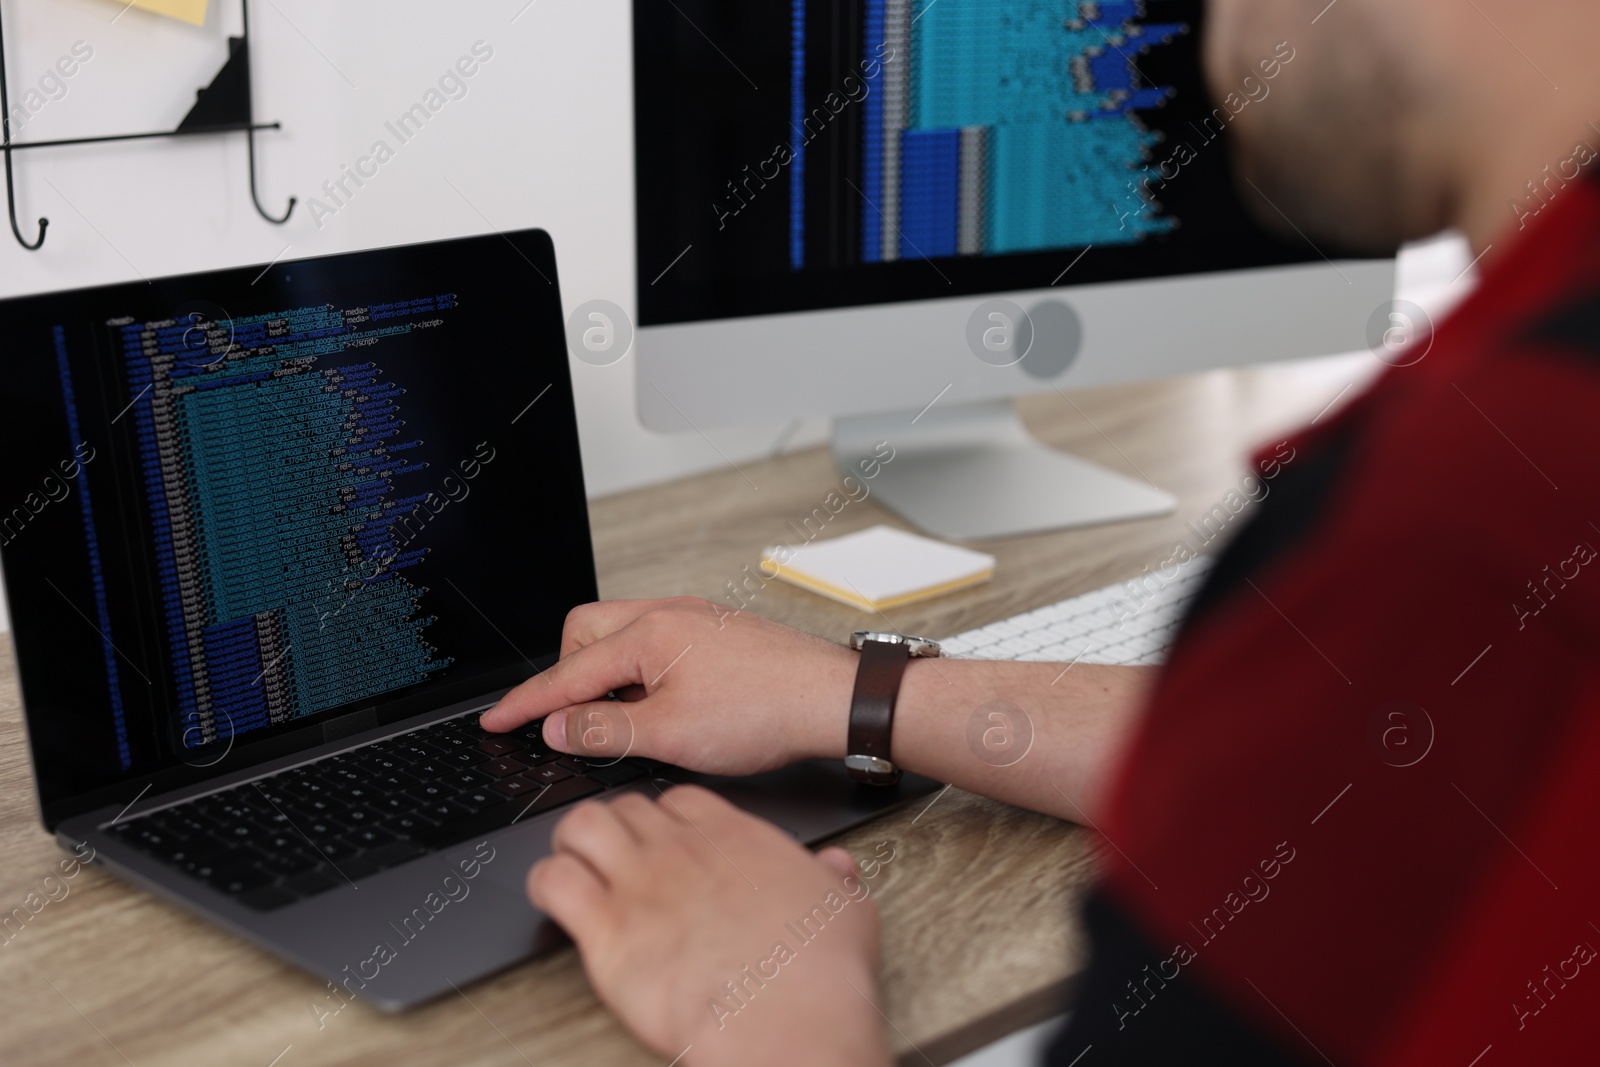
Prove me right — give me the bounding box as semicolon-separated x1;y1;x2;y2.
0;230;596;827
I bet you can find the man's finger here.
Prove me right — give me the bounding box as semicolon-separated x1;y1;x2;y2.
653;783;740;830
552;700;638;759
607;792;678;842
526;852;610;942
560;599;663;658
817;846;858;880
480;631;643;732
550;801;639;881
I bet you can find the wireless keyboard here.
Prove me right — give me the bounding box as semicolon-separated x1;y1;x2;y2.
938;557;1214;666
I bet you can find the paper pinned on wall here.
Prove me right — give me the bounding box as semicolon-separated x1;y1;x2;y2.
111;0;209;27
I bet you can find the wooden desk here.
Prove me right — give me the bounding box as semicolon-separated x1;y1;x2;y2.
0;354;1374;1067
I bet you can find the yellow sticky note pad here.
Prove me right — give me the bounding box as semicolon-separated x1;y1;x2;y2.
763;525;996;613
116;0;209;26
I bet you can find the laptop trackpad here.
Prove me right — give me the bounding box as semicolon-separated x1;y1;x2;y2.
473;780;667;897
474;764;935;898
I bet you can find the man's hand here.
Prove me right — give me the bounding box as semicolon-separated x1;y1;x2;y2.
480;598;855;775
484;595;1155;826
528;785;894;1067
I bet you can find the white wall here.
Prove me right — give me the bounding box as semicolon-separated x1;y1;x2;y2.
0;0;817;501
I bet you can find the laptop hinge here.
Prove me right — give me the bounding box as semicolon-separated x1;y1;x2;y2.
323;706;379;744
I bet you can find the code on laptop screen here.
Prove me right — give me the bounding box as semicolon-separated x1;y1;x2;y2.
110;299;462;762
0;231;594;824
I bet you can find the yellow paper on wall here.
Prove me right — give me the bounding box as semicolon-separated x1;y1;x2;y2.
113;0;209;26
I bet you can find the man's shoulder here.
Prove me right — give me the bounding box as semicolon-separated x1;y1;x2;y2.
1356;284;1600;516
1524;288;1600;366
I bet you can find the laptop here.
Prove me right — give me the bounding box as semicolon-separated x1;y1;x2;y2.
0;229;937;1010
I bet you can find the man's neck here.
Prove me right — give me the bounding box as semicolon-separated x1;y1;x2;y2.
1455;110;1600;259
1440;11;1600;259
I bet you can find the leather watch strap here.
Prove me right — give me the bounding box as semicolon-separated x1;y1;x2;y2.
846;639;910;784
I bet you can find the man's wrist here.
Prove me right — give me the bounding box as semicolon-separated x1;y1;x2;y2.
685;962;893;1067
817;643;861;761
810;641;947;770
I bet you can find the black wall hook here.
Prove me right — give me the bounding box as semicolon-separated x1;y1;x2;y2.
0;0;293;252
248;124;295;224
2;147;46;250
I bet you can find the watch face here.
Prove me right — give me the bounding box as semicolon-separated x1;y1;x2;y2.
850;632;942;657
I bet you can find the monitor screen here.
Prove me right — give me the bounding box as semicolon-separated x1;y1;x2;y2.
636;0;1316;326
0;231;595;825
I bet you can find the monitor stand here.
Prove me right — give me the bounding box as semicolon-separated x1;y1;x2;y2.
832;399;1176;541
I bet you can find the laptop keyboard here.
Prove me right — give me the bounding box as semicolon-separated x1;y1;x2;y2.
106;712;651;912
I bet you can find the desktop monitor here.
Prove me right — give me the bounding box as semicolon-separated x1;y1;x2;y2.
631;0;1394;539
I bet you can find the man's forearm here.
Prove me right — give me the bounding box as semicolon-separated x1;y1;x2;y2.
801;657;1156;827
489;598;1153;826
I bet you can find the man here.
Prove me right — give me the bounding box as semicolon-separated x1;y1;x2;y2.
481;0;1600;1062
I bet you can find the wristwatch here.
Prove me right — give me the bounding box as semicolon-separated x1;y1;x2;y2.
844;631;942;785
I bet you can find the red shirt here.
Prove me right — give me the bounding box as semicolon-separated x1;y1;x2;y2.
1086;180;1600;1063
